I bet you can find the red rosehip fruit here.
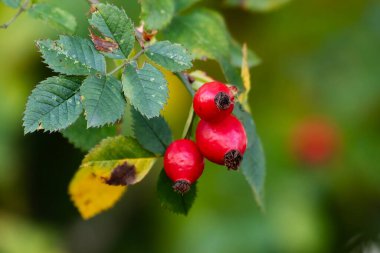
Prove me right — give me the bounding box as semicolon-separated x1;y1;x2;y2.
196;115;247;170
164;139;204;194
291;118;339;165
193;81;235;122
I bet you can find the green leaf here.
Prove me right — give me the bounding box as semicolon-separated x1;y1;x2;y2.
62;115;117;151
162;9;229;61
230;39;261;68
140;0;175;30
123;105;172;155
84;136;154;162
122;62;168;119
23;76;83;134
145;41;193;72
161;8;244;89
225;0;291;12
69;136;156;219
175;0;201;12
234;104;266;209
89;3;135;59
37;36;106;75
1;0;21;8
28;3;77;34
81;75;125;128
157;169;197;215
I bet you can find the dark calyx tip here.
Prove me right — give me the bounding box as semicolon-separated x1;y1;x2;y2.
173;180;191;194
224;150;243;170
215;92;232;110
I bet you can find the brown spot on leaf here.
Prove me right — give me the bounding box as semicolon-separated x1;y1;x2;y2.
90;30;119;53
106;162;136;186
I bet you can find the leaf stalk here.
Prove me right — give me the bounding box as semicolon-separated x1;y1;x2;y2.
0;0;31;29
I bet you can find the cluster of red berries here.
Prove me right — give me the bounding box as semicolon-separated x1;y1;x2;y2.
164;82;248;194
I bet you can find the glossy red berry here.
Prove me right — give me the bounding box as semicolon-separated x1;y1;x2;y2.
164;139;204;194
196;115;247;170
193;81;235;122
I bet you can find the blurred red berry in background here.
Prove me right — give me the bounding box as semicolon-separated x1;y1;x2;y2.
291;118;340;165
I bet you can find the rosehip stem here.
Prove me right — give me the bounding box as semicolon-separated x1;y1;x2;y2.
177;72;197;139
182;106;195;139
175;72;195;96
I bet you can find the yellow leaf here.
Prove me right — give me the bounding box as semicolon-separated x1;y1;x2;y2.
239;43;252;112
68;136;157;219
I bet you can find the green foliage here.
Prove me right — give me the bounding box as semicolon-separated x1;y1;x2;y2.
225;0;291;12
84;136;154;162
28;3;77;34
122;62;168;119
81;75;125;128
140;0;175;30
23;76;83;134
62;115;117;152
161;8;244;88
175;0;201;12
37;36;106;75
20;0;267;218
89;3;135;59
234;104;266;209
157;169;197;215
146;41;193;72
70;136;156;219
230;39;261;68
162;9;229;61
1;0;20;8
124;106;172;155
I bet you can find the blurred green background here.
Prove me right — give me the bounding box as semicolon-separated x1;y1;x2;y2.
1;0;380;252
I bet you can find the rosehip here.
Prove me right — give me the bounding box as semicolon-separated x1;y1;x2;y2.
292;118;339;165
193;81;235;122
164;139;204;194
196;115;247;170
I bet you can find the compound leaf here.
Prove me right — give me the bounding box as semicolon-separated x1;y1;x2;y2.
37;36;106;75
23;76;83;134
81;75;125;128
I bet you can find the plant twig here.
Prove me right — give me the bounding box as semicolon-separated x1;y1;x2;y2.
0;0;31;29
182;106;196;139
175;72;195;96
107;49;146;75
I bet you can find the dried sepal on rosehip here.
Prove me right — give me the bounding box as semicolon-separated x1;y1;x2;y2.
196;115;247;170
164;139;205;194
193;81;236;122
